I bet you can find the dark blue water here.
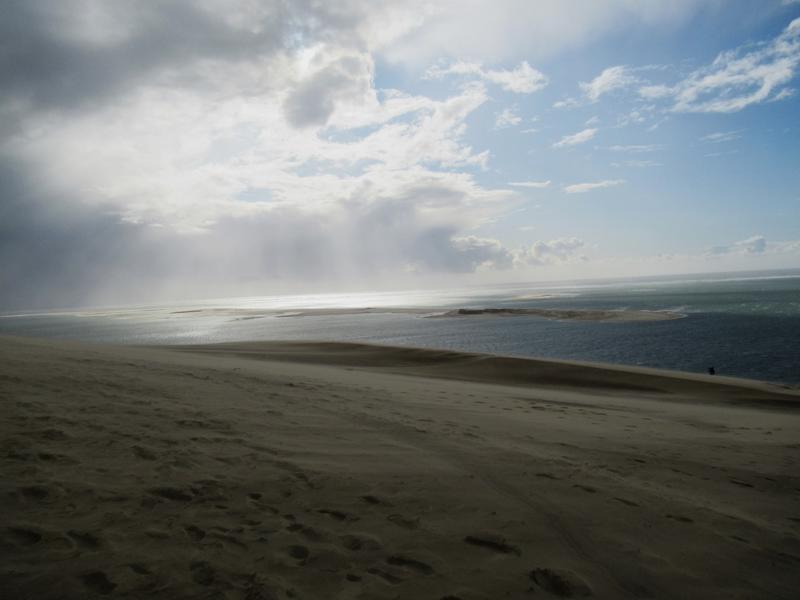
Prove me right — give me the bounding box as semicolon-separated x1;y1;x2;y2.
1;271;798;384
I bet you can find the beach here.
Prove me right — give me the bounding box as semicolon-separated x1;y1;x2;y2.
2;335;799;599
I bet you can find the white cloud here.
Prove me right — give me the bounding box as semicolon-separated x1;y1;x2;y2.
563;179;625;193
580;65;637;101
585;116;600;125
508;180;551;188
552;97;580;109
2;2;542;293
8;64;501;231
707;235;767;255
450;236;515;270
700;131;742;143
639;17;800;113
704;235;800;258
495;107;522;128
383;0;707;66
770;87;796;101
612;160;661;168
638;84;673;99
553;127;597;148
426;60;548;93
616;109;648;127
608;144;661;152
516;237;585;266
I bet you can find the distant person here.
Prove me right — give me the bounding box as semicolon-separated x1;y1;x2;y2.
708;366;715;375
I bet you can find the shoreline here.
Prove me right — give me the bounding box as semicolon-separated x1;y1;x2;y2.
169;339;798;403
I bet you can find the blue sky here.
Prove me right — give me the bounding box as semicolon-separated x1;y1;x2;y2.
375;2;800;275
1;1;799;308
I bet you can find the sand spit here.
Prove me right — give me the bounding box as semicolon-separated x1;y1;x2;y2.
2;336;799;599
430;308;682;321
169;306;682;322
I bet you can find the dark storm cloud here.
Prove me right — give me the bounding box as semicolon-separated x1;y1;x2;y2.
0;1;522;310
0;159;158;309
0;2;263;112
0;0;374;115
0;157;511;310
283;54;371;128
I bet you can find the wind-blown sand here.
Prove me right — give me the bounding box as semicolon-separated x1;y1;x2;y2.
2;336;799;599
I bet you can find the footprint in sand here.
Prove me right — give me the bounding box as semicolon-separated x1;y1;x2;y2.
613;497;639;507
147;486;194;502
184;525;206;541
80;571;116;595
190;561;216;586
386;555;434;575
20;485;51;500
6;526;42;546
340;533;382;552
361;494;390;506
287;523;326;541
31;428;69;441
573;484;597;494
729;479;754;488
318;508;359;522
37;451;77;464
529;568;592;597
387;514;420;530
68;530;102;550
730;535;749;543
132;445;158;460
464;534;521;556
128;563;152;575
287;544;310;560
366;567;404;584
665;514;694;523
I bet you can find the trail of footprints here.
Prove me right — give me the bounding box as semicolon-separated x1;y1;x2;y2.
7;458;759;600
5;483;598;598
7;390;793;598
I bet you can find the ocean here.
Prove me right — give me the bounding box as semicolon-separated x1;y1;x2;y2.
2;269;799;384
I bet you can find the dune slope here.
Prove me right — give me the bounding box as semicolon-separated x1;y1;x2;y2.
2;336;799;599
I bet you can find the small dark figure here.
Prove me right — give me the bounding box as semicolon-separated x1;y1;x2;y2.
708;366;715;375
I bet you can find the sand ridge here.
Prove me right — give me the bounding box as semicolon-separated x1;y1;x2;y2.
2;336;800;599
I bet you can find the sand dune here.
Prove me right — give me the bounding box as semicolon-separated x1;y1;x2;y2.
2;336;799;599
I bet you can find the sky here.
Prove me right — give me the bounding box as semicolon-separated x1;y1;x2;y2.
1;0;799;309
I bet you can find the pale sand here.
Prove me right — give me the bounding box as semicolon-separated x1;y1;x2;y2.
1;336;799;599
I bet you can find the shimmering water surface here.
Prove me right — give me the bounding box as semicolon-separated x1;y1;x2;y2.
2;270;799;384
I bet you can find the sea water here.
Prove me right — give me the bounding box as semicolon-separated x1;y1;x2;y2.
2;269;798;384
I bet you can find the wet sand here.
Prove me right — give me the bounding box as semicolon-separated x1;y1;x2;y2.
1;336;799;599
